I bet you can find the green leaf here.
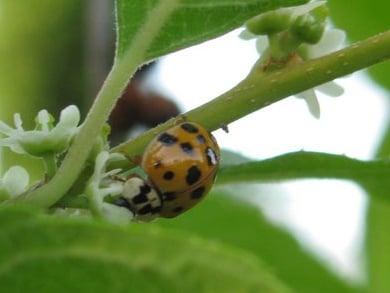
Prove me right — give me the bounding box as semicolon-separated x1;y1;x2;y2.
216;151;390;200
328;0;390;89
0;206;291;292
154;193;358;293
115;0;309;61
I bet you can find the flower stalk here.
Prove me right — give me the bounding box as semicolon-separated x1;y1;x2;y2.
42;154;57;180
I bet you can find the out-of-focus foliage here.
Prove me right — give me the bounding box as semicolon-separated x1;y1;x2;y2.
328;0;390;89
327;1;390;292
154;193;358;293
0;0;85;179
0;206;291;293
0;0;85;122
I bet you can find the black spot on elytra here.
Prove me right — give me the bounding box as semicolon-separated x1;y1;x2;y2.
186;166;201;185
191;186;206;199
172;206;184;213
197;134;206;144
181;123;198;133
162;192;176;201
180;142;193;154
132;193;148;204
205;147;218;166
158;132;178;145
138;204;152;215
163;171;175;180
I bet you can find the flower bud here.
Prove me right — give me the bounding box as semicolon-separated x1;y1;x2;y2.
0;166;29;201
246;10;292;35
290;14;325;44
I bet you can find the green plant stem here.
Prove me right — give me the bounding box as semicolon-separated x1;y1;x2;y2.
7;0;179;208
42;154;57;180
112;30;390;169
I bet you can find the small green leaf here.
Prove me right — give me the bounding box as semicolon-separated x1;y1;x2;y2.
0;206;291;292
116;0;309;61
216;151;390;202
220;149;252;166
154;193;358;293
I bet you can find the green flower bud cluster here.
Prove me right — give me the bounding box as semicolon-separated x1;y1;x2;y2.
0;104;116;202
245;1;329;61
0;105;81;188
290;5;328;44
246;10;292;35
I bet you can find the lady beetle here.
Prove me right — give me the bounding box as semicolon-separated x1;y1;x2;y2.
116;122;220;220
142;122;220;218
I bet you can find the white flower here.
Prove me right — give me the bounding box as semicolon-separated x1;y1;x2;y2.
295;28;346;118
0;166;29;201
0;105;80;157
240;1;346;118
85;151;130;223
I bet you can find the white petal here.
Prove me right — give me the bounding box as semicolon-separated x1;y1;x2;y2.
104;169;122;179
13;113;24;131
48;105;80;151
307;29;346;58
94;151;110;178
102;203;133;224
296;89;321;118
3;166;29;197
316;81;344;97
239;29;257;40
37;110;51;132
108;153;126;164
100;182;123;197
57;105;80;129
255;35;269;54
290;1;327;17
0;137;26;154
0;121;15;136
